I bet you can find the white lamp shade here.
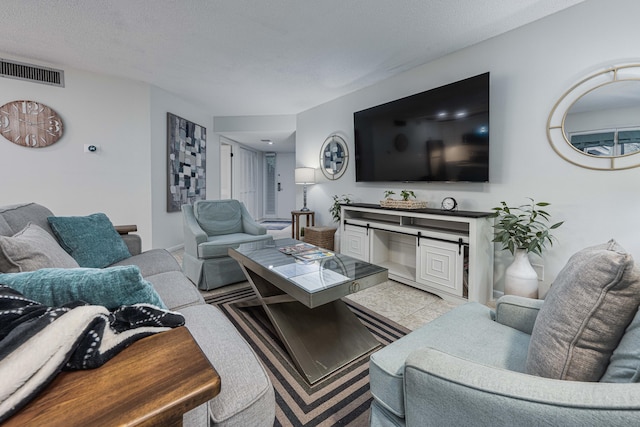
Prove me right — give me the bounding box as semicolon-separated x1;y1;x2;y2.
295;167;315;185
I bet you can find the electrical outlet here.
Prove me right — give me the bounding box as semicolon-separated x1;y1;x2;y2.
531;263;544;281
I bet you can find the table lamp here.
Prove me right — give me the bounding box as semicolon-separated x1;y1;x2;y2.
295;167;315;212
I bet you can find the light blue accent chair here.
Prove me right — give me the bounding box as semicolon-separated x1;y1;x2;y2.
182;199;272;290
369;295;640;426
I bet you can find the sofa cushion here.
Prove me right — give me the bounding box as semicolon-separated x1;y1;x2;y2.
194;200;244;236
526;240;640;381
180;304;275;426
0;202;55;237
198;233;273;258
110;248;181;277
600;306;640;383
0;223;79;273
48;213;131;268
0;265;166;310
145;271;204;310
369;302;530;418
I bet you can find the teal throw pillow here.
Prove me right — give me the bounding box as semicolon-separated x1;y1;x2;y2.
48;213;131;268
0;265;167;310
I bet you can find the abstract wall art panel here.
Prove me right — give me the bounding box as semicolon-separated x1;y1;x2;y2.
167;112;206;212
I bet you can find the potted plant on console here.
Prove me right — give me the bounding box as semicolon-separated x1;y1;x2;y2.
380;190;427;209
330;194;352;251
491;198;563;299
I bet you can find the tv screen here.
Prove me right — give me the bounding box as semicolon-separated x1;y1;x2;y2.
354;72;489;182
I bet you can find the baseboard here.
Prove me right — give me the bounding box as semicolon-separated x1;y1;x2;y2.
166;243;184;253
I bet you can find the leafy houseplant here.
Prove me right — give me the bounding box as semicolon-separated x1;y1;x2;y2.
490;198;564;256
491;198;563;299
384;190;416;201
330;194;352;223
400;190;416;201
380;189;426;209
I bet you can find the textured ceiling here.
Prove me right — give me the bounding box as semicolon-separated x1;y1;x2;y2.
0;0;584;150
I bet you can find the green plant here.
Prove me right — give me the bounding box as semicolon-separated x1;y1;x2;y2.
384;190;416;200
400;190;416;201
330;194;352;223
490;198;563;256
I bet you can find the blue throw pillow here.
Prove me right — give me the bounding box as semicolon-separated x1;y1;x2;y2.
48;213;131;268
0;265;167;310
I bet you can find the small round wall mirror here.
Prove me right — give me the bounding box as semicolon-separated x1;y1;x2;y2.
320;134;348;180
547;64;640;170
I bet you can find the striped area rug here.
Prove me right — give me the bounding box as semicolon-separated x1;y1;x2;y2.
206;287;409;426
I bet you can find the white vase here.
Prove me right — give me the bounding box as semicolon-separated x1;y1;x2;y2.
334;228;341;253
505;249;539;299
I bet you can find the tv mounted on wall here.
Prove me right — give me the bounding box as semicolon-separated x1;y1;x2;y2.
354;72;490;182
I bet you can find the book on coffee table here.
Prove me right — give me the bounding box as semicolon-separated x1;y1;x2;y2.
292;249;335;262
278;242;316;255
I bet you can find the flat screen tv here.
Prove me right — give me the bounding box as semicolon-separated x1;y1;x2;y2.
354;72;489;182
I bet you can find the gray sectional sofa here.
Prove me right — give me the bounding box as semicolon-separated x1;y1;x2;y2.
0;202;275;426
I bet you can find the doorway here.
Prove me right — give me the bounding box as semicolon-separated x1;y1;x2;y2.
220;143;232;199
263;152;295;219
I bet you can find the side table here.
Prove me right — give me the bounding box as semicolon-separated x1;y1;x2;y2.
5;326;220;427
291;210;315;240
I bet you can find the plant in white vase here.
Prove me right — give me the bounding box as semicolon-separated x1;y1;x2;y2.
490;198;563;299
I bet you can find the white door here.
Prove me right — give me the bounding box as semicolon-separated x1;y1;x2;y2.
276;152;295;219
220;143;232;199
263;152;295;219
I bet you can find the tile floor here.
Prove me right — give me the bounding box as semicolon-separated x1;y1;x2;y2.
174;223;457;331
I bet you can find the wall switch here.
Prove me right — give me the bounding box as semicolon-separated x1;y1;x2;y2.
84;144;98;153
531;263;544;281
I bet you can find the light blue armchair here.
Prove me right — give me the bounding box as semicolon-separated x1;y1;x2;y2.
370;240;640;426
182;199;273;290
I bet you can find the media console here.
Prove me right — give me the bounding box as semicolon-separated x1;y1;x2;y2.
339;203;494;304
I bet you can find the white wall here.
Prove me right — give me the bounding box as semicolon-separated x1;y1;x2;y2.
296;0;640;296
149;86;217;250
0;59;154;247
0;56;216;251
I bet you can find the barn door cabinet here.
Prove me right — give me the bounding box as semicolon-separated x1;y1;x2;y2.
339;203;494;304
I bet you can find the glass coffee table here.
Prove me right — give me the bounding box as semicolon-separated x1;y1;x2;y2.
229;238;388;384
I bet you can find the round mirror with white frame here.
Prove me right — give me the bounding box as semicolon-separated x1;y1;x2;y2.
547;64;640;170
320;134;348;180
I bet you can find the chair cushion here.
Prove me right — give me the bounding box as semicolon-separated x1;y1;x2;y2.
48;213;131;268
600;306;640;383
526;240;640;381
0;223;79;272
369;302;531;418
198;233;272;258
0;265;166;310
194;200;243;236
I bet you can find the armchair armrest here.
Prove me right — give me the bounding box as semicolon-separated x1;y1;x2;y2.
181;205;208;256
239;203;266;235
242;217;267;235
494;294;544;335
404;348;640;426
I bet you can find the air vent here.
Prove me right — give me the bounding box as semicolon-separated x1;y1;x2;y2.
0;59;64;87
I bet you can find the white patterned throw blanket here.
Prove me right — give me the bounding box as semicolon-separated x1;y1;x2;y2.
0;285;185;423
